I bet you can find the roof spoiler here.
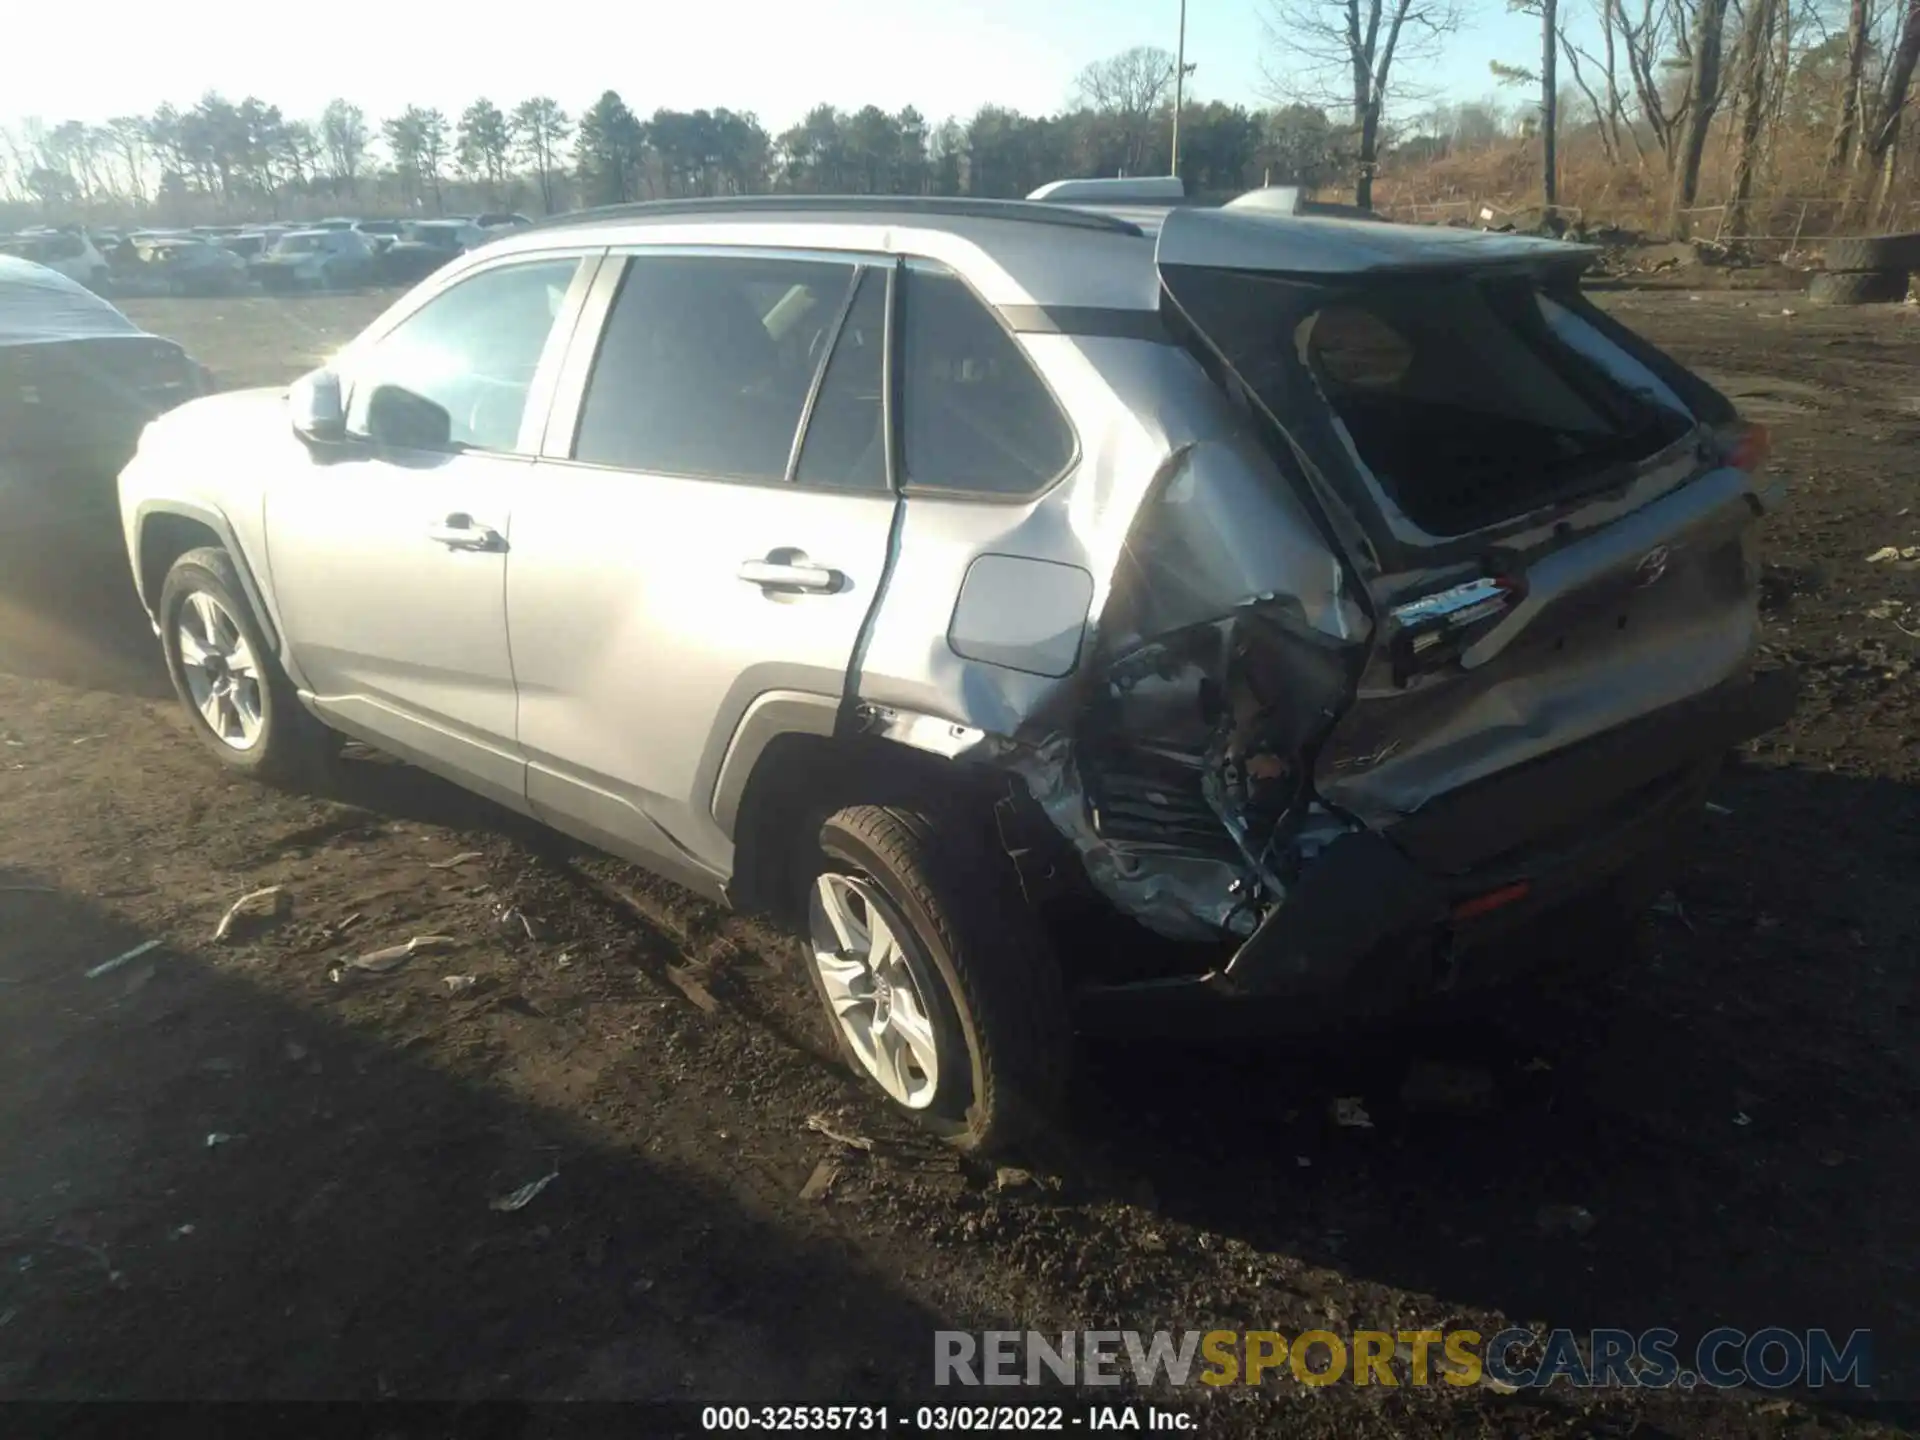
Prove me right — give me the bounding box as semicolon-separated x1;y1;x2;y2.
1028;176;1187;204
1222;186;1304;216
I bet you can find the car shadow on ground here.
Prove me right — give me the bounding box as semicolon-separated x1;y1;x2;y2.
0;518;171;701
1068;756;1920;1418
0;874;963;1401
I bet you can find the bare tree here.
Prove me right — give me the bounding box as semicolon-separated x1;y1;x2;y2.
104;117;149;204
1666;0;1735;234
320;99;370;196
511;97;571;214
1492;0;1563;206
1725;0;1780;236
1615;0;1686;164
1845;0;1920;222
1074;46;1178;175
1261;0;1463;208
1827;0;1872;172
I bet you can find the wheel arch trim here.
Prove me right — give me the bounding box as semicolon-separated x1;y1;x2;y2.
132;498;287;661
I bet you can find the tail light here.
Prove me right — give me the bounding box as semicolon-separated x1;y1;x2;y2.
1718;421;1771;474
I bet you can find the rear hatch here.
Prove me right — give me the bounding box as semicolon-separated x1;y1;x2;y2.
1152;207;1778;877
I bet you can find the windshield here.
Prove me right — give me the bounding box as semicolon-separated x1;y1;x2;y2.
401;223;461;246
273;235;325;255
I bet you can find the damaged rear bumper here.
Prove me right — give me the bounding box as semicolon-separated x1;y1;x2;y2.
1071;665;1797;1037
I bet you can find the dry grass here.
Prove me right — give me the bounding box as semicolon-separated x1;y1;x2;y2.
1371;125;1920;242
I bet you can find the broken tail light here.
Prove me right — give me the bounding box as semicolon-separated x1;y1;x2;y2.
1718;420;1771;474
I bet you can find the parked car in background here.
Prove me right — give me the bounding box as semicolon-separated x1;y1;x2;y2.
475;212;532;229
131;237;251;296
114;188;1794;1149
221;232;274;261
0;228;109;290
2;255;210;530
353;219;403;253
252;229;376;291
377;219;485;283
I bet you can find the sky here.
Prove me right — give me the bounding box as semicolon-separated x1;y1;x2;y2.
4;0;1550;136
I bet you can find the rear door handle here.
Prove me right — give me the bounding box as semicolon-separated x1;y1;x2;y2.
427;514;505;552
738;558;838;593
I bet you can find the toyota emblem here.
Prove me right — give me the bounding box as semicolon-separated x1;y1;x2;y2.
1634;545;1671;588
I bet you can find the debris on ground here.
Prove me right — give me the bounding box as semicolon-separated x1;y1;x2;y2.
1867;545;1920;564
1651;891;1696;931
806;1112;875;1151
665;966;720;1013
84;938;161;980
330;934;457;980
1330;1096;1374;1129
495;904;541;940
426;851;484;870
1535;1203;1599;1237
488;1166;559;1213
204;1132;238;1149
442;974;478;996
212;885;291;943
799;1159;841;1202
1398;1060;1497;1115
993;1166;1034;1193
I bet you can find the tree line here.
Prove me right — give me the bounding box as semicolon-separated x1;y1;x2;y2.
0;48;1347;226
6;0;1920;241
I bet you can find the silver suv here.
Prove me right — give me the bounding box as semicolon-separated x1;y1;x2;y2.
117;188;1795;1150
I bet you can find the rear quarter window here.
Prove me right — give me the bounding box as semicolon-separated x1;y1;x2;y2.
900;263;1074;498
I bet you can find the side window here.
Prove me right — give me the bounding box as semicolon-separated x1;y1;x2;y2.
793;268;888;492
900;263;1074;496
573;254;857;483
343;258;579;453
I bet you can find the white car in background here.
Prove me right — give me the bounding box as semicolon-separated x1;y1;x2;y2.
250;229;377;292
0;229;110;290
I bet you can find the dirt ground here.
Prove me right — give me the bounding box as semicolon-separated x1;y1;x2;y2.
1;285;1917;1435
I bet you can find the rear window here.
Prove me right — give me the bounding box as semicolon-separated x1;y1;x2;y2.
1170;269;1696;538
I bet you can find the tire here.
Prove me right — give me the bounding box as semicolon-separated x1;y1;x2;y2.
1806;268;1910;305
158;547;336;785
804;803;1069;1153
1819;232;1920;272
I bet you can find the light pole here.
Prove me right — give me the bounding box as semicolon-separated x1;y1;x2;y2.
1170;0;1197;179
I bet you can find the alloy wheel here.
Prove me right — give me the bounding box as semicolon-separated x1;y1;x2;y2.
808;872;942;1109
176;590;264;751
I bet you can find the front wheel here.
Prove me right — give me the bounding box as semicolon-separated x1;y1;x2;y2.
804;804;1069;1153
158;547;336;785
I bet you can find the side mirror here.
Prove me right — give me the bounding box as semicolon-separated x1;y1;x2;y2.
365;383;453;450
289;369;345;443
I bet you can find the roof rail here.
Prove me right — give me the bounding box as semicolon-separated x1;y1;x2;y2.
1027;175;1187;205
520;194;1145;238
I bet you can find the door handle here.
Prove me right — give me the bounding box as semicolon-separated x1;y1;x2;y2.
427;514;505;552
738;558;838;593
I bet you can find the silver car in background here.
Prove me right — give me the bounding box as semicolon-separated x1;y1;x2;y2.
116;185;1794;1150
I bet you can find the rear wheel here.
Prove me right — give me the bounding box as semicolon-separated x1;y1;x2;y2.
804;803;1069;1153
158;547;336;785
